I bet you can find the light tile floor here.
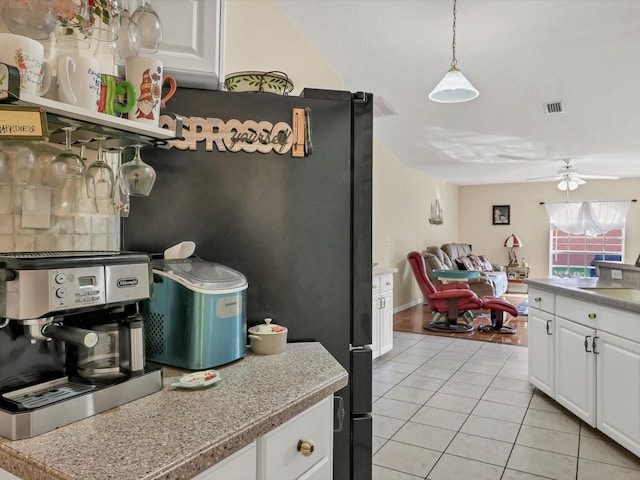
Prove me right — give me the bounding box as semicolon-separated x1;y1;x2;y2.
372;332;640;480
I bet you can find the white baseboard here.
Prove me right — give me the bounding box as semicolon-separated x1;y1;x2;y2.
393;298;423;314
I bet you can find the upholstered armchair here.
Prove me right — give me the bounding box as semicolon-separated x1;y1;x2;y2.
408;251;518;334
407;251;483;332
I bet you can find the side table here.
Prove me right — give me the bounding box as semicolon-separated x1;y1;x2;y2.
506;266;530;293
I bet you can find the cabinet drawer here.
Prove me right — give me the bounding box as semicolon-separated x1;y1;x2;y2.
259;396;332;480
556;296;598;328
373;273;393;294
529;288;555;314
556;295;640;343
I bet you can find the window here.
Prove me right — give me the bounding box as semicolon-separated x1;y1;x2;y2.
550;228;624;277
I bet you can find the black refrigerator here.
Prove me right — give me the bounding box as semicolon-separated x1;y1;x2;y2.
122;87;373;480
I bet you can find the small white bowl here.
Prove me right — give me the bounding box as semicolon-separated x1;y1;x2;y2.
248;318;288;355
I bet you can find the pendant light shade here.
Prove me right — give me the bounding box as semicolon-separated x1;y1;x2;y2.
428;67;479;103
429;0;479;104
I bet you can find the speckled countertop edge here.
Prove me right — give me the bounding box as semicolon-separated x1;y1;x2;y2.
525;277;640;313
0;342;348;480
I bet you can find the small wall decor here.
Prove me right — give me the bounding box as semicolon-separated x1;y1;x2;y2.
429;197;443;225
493;205;510;225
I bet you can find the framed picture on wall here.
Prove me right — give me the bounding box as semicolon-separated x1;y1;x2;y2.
493;205;510;225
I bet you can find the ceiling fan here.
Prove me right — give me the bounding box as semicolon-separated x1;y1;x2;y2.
527;159;620;193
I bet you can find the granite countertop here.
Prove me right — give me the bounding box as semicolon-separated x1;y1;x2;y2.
0;342;348;480
525;277;640;313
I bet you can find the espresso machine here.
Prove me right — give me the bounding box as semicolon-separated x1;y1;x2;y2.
0;251;163;440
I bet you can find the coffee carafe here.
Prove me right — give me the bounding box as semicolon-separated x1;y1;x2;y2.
0;251;163;440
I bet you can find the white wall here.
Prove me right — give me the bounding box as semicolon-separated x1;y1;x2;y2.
458;179;640;280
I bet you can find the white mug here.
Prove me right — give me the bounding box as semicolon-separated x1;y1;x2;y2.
0;33;51;97
57;55;101;111
125;55;177;127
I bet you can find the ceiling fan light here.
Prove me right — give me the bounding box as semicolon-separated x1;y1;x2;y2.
557;179;580;191
428;67;479;103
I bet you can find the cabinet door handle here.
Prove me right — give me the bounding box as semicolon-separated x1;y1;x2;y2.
593;336;600;354
377;297;383;309
588;313;597;319
545;319;552;335
534;297;542;303
297;439;315;457
584;335;592;353
382;297;386;309
334;395;345;433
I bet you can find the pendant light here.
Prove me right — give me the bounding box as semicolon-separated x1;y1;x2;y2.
428;0;479;103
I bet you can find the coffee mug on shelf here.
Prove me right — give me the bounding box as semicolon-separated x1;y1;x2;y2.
125;55;177;127
98;74;136;117
0;33;52;97
56;55;101;111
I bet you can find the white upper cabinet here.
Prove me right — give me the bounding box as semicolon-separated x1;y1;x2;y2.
131;0;225;90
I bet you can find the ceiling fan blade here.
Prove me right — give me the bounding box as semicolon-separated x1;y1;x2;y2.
526;175;563;181
573;173;620;180
572;177;587;185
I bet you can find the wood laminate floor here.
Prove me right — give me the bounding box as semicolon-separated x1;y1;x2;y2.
393;293;529;347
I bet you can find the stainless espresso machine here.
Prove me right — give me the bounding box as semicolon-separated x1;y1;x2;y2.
0;251;163;440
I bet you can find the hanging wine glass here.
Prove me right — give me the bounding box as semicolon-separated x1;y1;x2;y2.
118;144;155;196
129;0;162;54
112;146;131;217
50;127;84;178
50;127;85;215
116;0;140;61
85;136;115;202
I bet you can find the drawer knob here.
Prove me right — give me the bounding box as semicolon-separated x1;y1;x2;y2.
534;297;542;302
588;313;597;319
297;439;314;457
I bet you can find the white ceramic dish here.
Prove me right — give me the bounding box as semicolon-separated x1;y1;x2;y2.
171;370;221;389
224;71;294;95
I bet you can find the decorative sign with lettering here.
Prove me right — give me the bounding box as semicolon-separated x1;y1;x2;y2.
159;115;293;154
0;105;48;140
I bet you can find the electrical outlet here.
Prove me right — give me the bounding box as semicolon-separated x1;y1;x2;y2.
611;269;623;280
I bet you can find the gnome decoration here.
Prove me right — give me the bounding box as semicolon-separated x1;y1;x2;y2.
135;67;161;120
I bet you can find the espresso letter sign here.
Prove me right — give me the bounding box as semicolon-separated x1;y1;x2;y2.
159;115;292;154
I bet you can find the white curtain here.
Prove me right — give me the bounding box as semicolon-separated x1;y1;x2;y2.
545;201;631;235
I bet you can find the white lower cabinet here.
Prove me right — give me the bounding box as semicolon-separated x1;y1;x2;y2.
529;291;640;458
193;441;257;480
555;317;596;427
372;272;394;359
258;396;333;480
0;469;20;480
528;306;555;397
597;331;640;456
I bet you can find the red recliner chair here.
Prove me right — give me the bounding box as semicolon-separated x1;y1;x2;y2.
407;251;518;334
407;251;483;333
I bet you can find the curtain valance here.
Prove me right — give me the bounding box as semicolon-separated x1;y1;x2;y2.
544;201;631;235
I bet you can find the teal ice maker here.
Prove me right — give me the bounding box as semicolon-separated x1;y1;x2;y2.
141;258;248;369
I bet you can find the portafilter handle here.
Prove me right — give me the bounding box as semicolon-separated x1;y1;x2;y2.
42;324;99;348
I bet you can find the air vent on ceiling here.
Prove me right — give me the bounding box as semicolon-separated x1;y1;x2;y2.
544;101;564;114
